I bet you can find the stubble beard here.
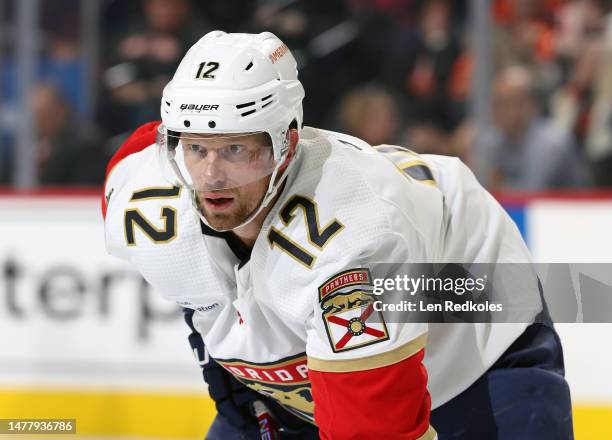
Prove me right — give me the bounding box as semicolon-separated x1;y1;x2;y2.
197;179;270;231
201;196;254;230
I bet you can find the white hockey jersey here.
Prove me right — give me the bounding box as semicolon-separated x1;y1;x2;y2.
104;126;540;435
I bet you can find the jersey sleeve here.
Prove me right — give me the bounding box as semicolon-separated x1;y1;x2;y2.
101;121;161;218
425;155;533;264
306;232;436;440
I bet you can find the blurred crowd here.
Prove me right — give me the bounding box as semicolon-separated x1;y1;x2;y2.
2;0;612;189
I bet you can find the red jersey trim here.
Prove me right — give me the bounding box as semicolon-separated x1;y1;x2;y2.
310;348;432;439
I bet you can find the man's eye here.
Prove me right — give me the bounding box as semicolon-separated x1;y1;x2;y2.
188;144;204;154
227;144;246;155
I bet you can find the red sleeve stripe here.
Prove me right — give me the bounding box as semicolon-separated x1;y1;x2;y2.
309;348;433;439
101;121;161;218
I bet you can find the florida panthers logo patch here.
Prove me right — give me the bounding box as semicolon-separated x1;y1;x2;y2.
318;268;389;353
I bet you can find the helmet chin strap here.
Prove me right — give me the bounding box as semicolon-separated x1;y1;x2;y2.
193;148;299;233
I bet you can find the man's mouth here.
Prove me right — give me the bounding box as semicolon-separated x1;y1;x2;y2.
201;192;235;211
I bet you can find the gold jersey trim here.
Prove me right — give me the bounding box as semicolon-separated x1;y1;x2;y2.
418;425;438;440
307;332;427;372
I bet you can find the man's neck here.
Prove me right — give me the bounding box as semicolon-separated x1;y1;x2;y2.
232;210;268;249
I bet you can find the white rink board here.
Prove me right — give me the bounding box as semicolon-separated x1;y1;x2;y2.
0;195;611;402
529;200;612;402
528;200;612;264
0;196;203;392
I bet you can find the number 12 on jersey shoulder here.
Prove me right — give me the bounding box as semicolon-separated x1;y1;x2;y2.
267;195;344;269
124;186;181;246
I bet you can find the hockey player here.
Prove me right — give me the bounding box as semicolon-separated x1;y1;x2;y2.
103;32;573;439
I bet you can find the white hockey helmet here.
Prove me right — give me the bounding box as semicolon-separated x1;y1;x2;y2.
158;31;305;230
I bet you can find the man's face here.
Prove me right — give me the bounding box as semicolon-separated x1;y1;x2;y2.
492;82;533;138
180;132;276;230
145;0;189;33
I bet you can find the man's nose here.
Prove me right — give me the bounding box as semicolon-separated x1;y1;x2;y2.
190;149;227;190
200;150;227;182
